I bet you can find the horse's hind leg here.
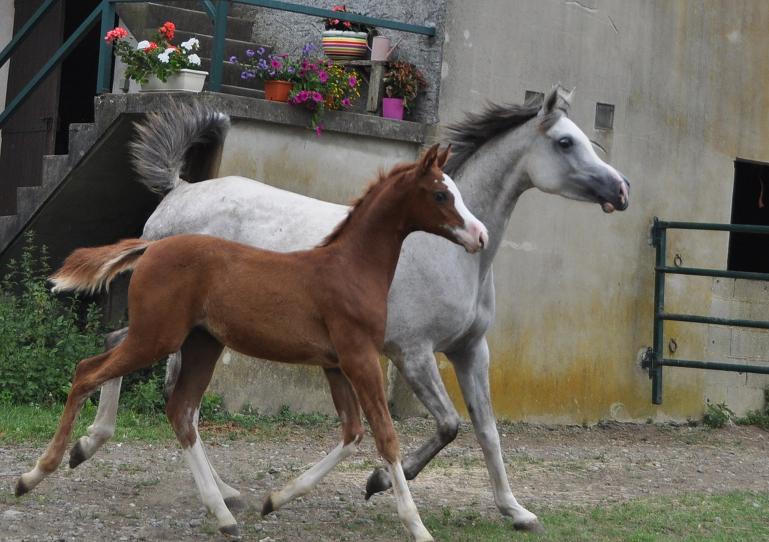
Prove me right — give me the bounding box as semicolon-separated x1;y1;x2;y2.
449;338;542;532
366;346;461;499
16;338;164;497
166;328;238;536
262;367;364;515
69;328;128;468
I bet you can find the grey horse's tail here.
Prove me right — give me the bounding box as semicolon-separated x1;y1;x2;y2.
129;101;230;194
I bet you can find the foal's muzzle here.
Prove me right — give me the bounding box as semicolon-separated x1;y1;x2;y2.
456;220;489;253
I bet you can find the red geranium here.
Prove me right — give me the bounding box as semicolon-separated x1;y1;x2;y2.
160;21;175;40
104;27;128;42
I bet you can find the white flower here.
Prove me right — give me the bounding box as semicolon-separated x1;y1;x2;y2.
157;52;170;63
187;54;201;66
181;37;199;51
136;40;150;50
163;47;176;55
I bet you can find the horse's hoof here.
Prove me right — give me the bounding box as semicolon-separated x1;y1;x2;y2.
14;478;29;497
364;467;391;499
260;495;274;517
69;440;87;469
224;495;244;510
513;518;545;534
219;523;240;537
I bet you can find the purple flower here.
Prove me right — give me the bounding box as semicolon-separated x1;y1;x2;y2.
257;59;268;70
257;47;265;55
342;97;351;107
302;43;316;56
318;70;329;83
287;66;296;74
228;55;238;63
315;125;323;136
246;49;255;58
240;70;249;80
348;76;357;88
311;91;323;103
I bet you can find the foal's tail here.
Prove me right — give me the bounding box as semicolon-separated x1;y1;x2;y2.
129;101;230;194
50;239;153;294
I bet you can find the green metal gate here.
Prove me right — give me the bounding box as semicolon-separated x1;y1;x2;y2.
642;217;769;404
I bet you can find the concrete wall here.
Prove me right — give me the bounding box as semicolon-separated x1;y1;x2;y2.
208;118;421;414
433;0;769;423
0;0;14;148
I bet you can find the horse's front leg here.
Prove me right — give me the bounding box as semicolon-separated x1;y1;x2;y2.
261;367;364;515
448;337;542;532
365;346;461;498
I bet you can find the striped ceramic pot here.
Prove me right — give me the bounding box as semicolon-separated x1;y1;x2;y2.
321;30;369;60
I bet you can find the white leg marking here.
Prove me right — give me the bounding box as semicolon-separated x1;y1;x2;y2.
75;377;122;459
19;463;48;492
269;440;358;510
183;438;237;530
388;460;433;542
193;408;240;501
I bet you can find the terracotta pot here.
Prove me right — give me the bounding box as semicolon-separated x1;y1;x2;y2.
264;80;293;102
140;69;208;92
382;97;404;120
321;30;369;60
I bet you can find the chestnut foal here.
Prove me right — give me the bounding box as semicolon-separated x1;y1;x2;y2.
16;145;487;541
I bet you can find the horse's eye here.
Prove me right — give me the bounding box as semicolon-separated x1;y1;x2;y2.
433;191;448;203
558;137;573;150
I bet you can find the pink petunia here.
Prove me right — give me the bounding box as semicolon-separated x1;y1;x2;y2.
348;75;357;88
270;58;282;70
318;70;329;83
342;97;351;107
311;91;323;103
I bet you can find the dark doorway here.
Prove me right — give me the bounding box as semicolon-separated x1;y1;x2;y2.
727;159;769;273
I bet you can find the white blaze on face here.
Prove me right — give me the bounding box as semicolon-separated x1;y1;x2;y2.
442;173;489;252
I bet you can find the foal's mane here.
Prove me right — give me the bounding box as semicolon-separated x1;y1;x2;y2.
318;162;416;247
443;96;565;176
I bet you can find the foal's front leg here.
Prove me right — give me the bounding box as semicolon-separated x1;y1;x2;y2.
448;337;542;532
261;368;364;515
338;343;433;542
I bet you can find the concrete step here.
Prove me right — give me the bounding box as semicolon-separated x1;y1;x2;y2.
66;123;97;166
118;2;254;43
41;155;71;189
217;84;265;100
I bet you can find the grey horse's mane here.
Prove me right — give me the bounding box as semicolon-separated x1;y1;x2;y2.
443;93;567;176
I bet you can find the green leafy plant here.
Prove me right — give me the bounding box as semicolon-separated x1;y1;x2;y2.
0;232;104;405
104;21;202;84
383;60;428;112
703;401;734;429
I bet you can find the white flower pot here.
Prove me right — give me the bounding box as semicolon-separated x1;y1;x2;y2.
140;69;208;92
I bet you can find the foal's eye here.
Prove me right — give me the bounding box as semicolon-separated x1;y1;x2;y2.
433;191;448;203
557;137;573;150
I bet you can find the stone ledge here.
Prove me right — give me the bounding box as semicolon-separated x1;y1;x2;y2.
95;91;434;144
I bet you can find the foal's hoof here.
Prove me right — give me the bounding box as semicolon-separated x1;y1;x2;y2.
513;518;545;534
260;495;275;517
364;467;391;499
69;440;88;469
219;523;240;537
224;495;245;510
14;477;30;497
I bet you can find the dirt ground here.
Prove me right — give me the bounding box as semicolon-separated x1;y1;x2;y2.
2;420;768;541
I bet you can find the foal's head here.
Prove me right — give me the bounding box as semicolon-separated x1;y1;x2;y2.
400;144;488;253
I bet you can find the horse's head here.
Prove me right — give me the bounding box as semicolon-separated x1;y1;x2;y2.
524;86;630;213
404;144;488;253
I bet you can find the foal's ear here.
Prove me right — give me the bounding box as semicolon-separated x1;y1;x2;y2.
436;145;452;169
418;143;441;174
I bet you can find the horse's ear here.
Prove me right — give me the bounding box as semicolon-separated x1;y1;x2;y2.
418;143;440;174
436;144;451;169
539;84;572;117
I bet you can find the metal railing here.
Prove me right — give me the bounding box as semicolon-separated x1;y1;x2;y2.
0;0;436;130
642;217;769;404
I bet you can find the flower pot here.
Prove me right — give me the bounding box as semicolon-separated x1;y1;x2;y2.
264;80;293;102
140;69;208;92
321;30;369;60
382;97;405;120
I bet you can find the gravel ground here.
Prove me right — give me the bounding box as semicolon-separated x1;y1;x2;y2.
1;420;768;541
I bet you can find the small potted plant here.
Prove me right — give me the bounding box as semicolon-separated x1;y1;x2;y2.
104;22;205;92
321;5;374;60
382;61;428;120
231;47;299;102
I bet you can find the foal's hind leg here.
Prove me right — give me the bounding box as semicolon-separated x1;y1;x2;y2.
16;338;166;496
69;328;128;468
449;338;542;532
166;329;238;535
262;367;364;515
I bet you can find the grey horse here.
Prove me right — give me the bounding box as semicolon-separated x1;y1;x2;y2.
69;86;629;532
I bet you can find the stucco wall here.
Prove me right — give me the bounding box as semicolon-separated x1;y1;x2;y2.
208;118;421;414
434;0;769;423
0;0;14;148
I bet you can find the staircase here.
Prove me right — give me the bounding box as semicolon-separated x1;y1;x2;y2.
0;1;270;264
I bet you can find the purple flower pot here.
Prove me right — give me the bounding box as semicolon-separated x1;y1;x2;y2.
382;97;405;120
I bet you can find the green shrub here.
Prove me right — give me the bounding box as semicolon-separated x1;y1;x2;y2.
0;232;104;405
703;401;734;429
